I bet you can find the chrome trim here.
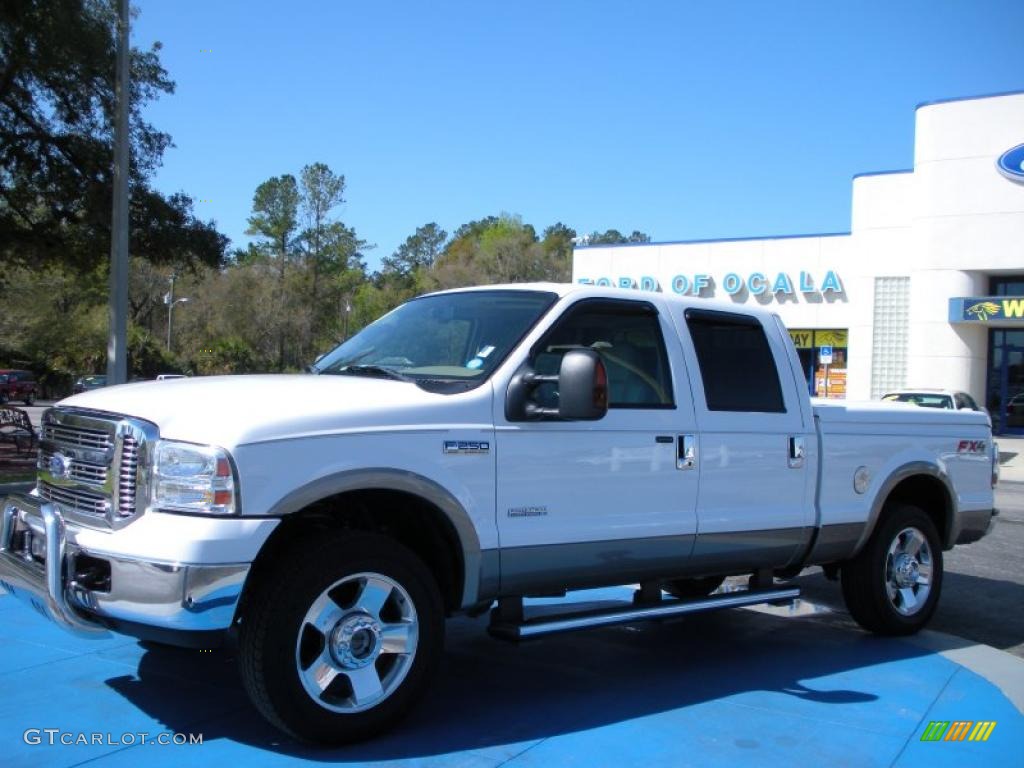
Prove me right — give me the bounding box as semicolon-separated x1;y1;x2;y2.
0;496;108;636
788;436;806;469
489;587;801;640
1;493;250;635
677;434;696;470
38;408;159;529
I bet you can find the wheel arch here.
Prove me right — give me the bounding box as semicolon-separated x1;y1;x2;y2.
854;462;957;555
242;469;486;617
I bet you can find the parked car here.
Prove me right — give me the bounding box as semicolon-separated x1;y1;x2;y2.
0;369;37;405
72;375;107;395
881;388;984;412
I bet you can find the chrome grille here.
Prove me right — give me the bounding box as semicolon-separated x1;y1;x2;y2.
38;481;110;517
117;436;139;518
41;424;112;451
37;409;156;528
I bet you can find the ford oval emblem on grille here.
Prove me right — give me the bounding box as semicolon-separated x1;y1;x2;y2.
997;143;1024;184
49;452;73;480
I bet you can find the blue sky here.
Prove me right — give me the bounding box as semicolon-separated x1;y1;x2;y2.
134;1;1024;269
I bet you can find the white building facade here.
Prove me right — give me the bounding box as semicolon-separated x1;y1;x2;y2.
573;92;1024;434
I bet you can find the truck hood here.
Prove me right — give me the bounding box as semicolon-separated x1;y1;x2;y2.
812;398;991;429
57;374;489;447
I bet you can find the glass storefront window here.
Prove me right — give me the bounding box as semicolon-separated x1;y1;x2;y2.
788;328;848;399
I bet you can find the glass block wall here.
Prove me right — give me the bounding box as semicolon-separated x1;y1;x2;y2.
870;277;910;399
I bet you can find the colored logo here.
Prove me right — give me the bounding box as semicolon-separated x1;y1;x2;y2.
966;301;1002;322
997;143;1024;184
921;720;996;742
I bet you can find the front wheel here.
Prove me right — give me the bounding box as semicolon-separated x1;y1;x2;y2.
239;531;444;744
840;504;943;635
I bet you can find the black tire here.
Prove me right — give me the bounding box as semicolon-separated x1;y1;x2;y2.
840;503;943;635
238;531;444;744
0;390;8;404
663;575;726;600
24;394;33;406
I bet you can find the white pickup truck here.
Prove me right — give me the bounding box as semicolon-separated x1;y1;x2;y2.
1;284;998;743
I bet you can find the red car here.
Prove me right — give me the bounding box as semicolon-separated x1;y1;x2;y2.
0;369;37;405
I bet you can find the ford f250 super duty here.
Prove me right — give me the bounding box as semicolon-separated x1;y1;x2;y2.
0;284;999;743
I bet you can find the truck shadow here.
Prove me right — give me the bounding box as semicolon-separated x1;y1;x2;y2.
102;596;979;762
794;569;1024;652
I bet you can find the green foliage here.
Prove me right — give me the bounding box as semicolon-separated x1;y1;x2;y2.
587;229;651;245
0;0;227;274
382;222;447;284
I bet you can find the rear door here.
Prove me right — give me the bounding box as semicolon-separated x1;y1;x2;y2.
671;308;816;573
494;297;700;593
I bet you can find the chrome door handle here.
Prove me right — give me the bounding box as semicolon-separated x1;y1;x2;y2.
677;435;696;470
788;436;805;468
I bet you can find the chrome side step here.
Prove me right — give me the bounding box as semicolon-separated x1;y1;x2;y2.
488;587;800;641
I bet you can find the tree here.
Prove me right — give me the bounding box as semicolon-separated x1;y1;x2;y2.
586;228;652;245
0;0;226;274
246;174;299;278
382;222;447;282
299;162;346;284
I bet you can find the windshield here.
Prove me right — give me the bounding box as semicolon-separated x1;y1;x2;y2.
314;290;558;391
882;393;954;409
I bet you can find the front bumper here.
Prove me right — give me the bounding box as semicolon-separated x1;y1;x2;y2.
0;494;250;638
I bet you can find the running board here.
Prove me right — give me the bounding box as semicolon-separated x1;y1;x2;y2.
488;587;800;641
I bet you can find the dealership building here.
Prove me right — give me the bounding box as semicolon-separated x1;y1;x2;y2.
573;91;1024;434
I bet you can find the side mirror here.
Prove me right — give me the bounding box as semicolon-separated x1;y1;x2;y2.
505;349;608;422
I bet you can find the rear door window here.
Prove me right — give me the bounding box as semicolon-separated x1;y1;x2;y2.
685;309;785;413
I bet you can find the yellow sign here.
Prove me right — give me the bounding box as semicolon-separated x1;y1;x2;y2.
789;329;848;349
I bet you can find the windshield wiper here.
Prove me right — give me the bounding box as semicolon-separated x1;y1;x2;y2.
333;364;415;383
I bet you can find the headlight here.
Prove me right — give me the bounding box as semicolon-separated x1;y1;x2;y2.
152;440;238;515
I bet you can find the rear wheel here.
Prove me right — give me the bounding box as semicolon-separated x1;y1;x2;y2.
663;575;725;600
841;504;942;635
239;531;444;744
24;393;33;406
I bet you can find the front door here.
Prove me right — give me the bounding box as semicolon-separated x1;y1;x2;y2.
494;297;699;593
988;331;1024;435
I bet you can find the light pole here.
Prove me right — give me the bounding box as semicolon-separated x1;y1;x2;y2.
343;298;352;341
164;274;189;351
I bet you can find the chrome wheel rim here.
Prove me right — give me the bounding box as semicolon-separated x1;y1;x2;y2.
295;572;418;713
884;526;933;616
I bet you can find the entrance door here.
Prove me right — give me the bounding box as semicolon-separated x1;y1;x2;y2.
989;332;1024;435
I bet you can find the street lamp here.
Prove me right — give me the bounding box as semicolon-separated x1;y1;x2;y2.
164;287;190;351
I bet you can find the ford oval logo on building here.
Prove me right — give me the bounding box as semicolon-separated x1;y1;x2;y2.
997;143;1024;184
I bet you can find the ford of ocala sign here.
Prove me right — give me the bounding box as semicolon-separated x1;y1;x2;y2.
577;270;843;300
997;143;1024;184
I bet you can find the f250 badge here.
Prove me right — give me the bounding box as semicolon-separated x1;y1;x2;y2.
508;506;548;518
956;440;987;454
443;440;490;455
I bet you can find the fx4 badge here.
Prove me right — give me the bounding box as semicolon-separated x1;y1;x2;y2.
956;440;986;454
443;440;490;455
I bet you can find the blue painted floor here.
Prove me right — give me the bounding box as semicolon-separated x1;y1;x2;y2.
1;586;1021;767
